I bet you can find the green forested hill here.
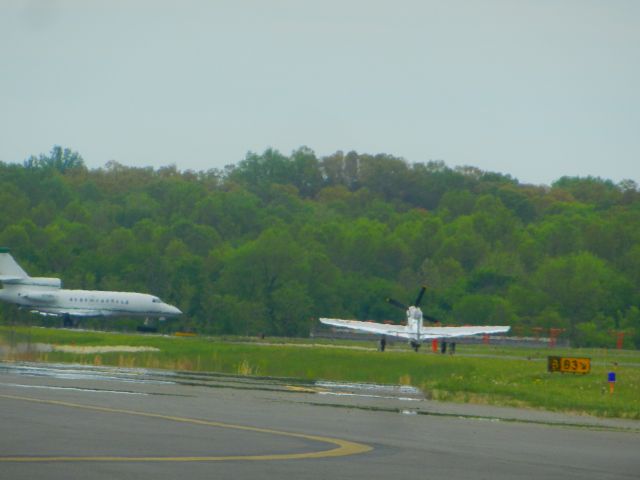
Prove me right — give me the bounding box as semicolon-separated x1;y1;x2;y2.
2;146;639;347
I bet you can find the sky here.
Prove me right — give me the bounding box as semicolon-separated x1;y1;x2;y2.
1;0;639;186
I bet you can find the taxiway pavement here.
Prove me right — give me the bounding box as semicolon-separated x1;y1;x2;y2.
0;362;638;480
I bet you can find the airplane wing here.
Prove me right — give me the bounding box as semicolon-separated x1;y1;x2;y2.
419;325;510;339
29;308;105;318
320;319;510;341
319;318;413;339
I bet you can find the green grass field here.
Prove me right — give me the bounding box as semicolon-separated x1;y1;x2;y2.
1;326;639;419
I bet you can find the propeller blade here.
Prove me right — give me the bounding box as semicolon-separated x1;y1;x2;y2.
386;298;408;310
414;286;427;307
423;314;440;323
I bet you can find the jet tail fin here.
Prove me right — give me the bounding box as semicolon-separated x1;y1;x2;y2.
0;247;29;280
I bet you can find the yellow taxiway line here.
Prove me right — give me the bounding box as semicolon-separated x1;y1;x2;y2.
0;393;372;462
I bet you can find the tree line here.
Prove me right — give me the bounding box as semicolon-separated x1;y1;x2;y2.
1;146;639;348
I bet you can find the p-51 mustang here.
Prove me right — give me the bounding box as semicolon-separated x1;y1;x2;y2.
320;286;510;352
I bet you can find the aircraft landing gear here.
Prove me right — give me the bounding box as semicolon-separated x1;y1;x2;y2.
410;341;421;352
137;317;158;333
62;315;75;328
379;335;387;352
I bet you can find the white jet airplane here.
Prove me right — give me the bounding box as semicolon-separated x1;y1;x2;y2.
320;286;510;352
0;248;181;327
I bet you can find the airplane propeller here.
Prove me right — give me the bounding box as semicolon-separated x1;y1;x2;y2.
423;313;440;324
386;286;441;323
385;298;408;310
414;285;426;307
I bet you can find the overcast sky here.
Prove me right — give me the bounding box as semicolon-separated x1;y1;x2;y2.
1;0;638;185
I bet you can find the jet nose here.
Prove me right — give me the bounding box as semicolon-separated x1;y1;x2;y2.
167;305;182;316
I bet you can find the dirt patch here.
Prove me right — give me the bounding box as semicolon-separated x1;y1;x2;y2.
53;345;160;354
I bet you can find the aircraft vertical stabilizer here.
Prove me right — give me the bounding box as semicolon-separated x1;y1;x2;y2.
0;247;28;279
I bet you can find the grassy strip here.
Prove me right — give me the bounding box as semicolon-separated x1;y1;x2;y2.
1;326;639;419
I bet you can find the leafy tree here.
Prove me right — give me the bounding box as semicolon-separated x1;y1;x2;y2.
439;190;476;219
472;195;520;248
436;216;489;270
0;145;638;347
216;228;310;334
0;183;30;230
452;294;515;325
552;176;621;208
532;252;631;337
24;146;86;173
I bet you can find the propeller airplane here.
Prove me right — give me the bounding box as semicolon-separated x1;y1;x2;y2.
320;286;510;352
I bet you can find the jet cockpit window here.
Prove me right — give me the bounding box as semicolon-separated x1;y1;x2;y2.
152;297;161;303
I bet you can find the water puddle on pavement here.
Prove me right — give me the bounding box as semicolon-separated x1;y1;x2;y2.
0;361;424;403
309;380;422;401
0;362;174;385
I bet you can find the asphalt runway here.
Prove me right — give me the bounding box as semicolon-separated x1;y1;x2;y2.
0;362;638;480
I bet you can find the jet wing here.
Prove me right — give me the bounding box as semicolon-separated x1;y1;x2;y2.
419;325;510;339
29;308;104;318
319;318;413;339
